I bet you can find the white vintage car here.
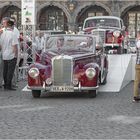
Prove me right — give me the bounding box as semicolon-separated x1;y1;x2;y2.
82;16;126;54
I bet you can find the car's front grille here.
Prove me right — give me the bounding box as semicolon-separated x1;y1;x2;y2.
52;56;73;86
92;30;105;43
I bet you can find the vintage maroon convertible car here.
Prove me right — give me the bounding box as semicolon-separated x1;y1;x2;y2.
27;34;108;98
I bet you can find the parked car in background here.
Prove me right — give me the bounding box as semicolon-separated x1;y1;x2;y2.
128;38;136;53
27;34;108;98
82;16;126;54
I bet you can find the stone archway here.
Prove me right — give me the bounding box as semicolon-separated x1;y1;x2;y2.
37;2;71;31
74;2;112;31
38;5;68;31
0;4;21;29
121;2;140;38
0;1;20;9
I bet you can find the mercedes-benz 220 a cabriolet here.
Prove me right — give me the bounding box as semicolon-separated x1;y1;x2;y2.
27;34;108;98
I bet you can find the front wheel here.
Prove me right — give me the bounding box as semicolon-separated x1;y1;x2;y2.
101;75;107;85
88;90;97;98
32;90;41;98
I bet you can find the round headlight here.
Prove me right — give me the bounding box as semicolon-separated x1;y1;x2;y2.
113;30;120;37
28;68;39;78
85;68;96;79
46;78;52;85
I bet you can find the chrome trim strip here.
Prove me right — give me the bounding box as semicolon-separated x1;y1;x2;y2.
74;86;99;91
27;85;99;91
27;86;45;90
105;43;120;46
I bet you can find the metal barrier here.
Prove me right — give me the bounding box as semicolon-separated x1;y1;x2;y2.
17;25;35;81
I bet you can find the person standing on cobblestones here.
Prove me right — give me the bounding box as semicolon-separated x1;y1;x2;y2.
0;45;2;88
0;24;3;88
133;31;140;102
11;17;20;87
0;18;18;90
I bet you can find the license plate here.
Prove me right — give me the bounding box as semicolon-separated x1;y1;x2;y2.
51;86;74;92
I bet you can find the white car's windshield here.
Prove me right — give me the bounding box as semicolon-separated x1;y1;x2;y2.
84;18;120;29
45;35;95;52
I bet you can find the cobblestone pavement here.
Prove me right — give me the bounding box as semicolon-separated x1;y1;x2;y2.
0;81;140;139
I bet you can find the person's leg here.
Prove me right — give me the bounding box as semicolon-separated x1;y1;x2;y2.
12;65;18;88
133;64;140;101
3;60;8;88
0;55;3;87
6;58;17;89
19;58;23;67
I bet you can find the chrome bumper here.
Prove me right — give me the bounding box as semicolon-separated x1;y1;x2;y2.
27;85;99;91
105;43;120;47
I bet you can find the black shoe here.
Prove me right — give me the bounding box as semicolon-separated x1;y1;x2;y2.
4;87;16;91
133;97;140;102
12;85;18;88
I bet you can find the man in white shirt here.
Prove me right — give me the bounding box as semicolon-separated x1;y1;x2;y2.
0;24;3;88
0;50;2;88
0;18;8;88
0;18;18;90
10;17;20;87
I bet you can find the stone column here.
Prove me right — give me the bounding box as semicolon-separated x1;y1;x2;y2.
111;0;120;17
67;16;76;32
67;0;77;32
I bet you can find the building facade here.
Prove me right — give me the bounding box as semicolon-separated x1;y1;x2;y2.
0;0;140;37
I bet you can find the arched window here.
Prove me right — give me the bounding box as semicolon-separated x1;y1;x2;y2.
39;6;68;31
121;6;140;38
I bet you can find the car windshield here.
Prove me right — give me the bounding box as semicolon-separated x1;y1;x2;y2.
84;18;120;29
45;35;95;52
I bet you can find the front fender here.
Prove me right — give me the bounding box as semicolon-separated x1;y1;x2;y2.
74;63;100;87
28;63;51;87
